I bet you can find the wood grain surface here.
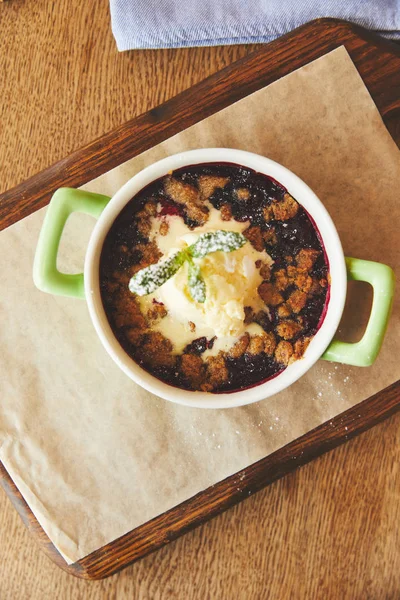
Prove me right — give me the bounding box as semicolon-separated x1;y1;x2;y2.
1;2;400;598
2;13;400;581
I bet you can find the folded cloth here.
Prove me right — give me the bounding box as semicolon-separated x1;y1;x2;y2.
110;0;400;51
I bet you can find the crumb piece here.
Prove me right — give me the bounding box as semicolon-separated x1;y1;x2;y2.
121;311;147;330
206;353;229;387
255;259;262;268
293;272;313;293
262;227;277;245
263;332;277;356
244;306;254;325
243;225;264;251
188;321;196;332
220;203;232;221
309;279;323;295
247;335;265;355
319;278;328;288
287;290;308;313
142;332;175;368
229;333;250;358
263;205;274;222
114;296;147;329
285;256;294;264
143;201;158;216
164;177;209;224
246;332;276;356
186;203;209;225
296;248;320;271
258;282;284;306
125;328;144;345
181;354;205;388
276;320;302;340
165;176;199;204
198;175;229;200
134;242;161;270
286;266;296;278
147;303;167;321
275;340;294;365
277;303;292;318
284;265;314;292
236;188;250;201
272;192;299;220
293;337;312;359
136;217;151;238
159;220;169;236
259;263;271;281
118;244;128;253
200;382;213;392
274;269;290;291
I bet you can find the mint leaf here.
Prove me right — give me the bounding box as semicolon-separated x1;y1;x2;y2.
128;251;185;296
189;230;246;258
188;261;206;303
128;230;247;299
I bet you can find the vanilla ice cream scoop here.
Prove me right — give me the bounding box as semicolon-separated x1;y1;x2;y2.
137;206;273;352
157;241;269;337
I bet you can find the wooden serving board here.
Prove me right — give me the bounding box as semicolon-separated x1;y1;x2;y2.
1;18;400;580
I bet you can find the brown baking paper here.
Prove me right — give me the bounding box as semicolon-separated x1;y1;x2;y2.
1;47;399;564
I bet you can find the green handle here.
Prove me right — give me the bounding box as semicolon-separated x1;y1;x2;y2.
33;188;111;298
322;257;395;367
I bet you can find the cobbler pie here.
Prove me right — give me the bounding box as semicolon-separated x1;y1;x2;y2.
100;163;329;393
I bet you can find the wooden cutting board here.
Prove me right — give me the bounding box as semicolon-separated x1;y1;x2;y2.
1;18;400;580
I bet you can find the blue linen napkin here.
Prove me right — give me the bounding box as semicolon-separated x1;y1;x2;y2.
110;0;400;51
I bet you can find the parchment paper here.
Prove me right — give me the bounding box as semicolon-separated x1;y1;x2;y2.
1;47;399;564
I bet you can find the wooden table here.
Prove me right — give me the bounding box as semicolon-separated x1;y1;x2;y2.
1;2;399;598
